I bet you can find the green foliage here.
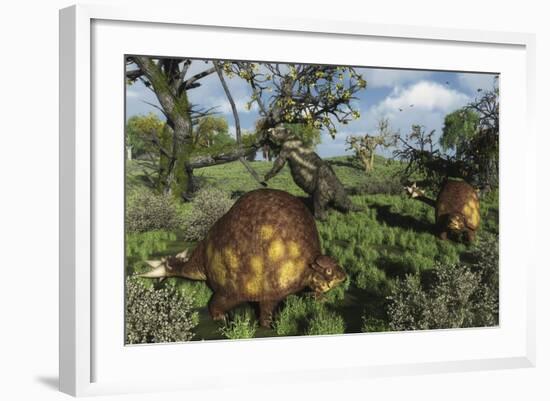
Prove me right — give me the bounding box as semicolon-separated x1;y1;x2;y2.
386;233;499;331
282;123;321;148
350;174;403;195
273;295;310;336
440;83;499;189
126;188;183;233
125;112;165;159
218;309;258;339
361;316;389;333
317;192;466;297
305;307;346;336
224;62;366;137
397;83;499;190
164;278;213;308
125;232;213;308
125;277;198;344
125;154;499;340
440;109;479;156
273;295;345;336
193;116;232;148
126;230;177;262
181;187;235;241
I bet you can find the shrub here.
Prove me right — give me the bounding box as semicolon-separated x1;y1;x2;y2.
273;295;310;336
126;230;176;262
464;233;499;326
347;176;403;196
126;188;183;233
386;234;499;331
305;308;345;336
181;187;235;241
171;281;213;308
361;316;389;333
273;295;345;336
218;308;258;340
125;277;198;344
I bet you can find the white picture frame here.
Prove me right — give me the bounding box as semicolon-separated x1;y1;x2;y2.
59;3;536;397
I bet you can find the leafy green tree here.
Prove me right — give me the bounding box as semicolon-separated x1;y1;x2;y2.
126;57;217;197
395;79;499;190
283;123;322;148
125;113;165;160
222;62;366;137
440;109;479;159
441;81;499;188
127;58;264;196
193;116;234;149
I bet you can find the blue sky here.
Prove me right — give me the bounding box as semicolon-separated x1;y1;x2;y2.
126;60;496;158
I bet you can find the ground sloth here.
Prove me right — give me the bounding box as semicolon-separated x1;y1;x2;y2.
139;189;346;327
263;125;359;220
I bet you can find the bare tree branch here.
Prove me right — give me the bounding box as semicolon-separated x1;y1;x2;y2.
214;61;264;186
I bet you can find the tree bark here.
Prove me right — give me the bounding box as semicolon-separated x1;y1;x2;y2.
132;56;193;196
185;146;257;170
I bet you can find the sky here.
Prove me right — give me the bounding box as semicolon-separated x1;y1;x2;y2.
126;60;497;158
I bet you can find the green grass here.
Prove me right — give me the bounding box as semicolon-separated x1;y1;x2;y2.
218;308;259;340
125;155;499;340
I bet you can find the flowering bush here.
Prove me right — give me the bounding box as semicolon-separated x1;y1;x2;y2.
126;188;183;233
181;187;234;241
386;234;499;330
125;277;198;344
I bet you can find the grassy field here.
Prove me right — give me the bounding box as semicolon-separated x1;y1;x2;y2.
125;155;499;341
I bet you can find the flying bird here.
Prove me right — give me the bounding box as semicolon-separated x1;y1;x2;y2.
398;108;403;112
409;104;414;107
445;81;450;85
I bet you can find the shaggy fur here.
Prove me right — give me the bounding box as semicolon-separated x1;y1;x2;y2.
263;126;359;220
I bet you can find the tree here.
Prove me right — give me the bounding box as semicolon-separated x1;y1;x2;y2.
264;123;322;159
126;56;217;197
193;116;234;149
125;113;165;160
222;62;366;136
395;79;499;191
126;57;264;197
283;123;322;148
221;62;366;200
441;80;499;189
346;118;397;172
394;124;466;191
440;108;479;158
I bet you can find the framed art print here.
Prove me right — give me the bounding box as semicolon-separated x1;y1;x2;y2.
59;4;536;396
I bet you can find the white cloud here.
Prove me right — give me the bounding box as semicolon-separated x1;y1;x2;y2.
331;80;472;155
457;73;496;94
362;68;432;88
378;81;469;112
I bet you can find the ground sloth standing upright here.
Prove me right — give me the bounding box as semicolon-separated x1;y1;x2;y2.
263;125;359;219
